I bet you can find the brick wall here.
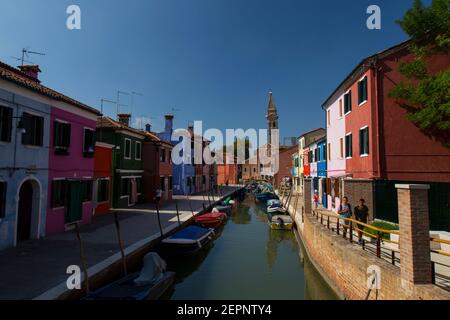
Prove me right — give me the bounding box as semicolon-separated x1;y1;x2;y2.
343;179;374;221
288;206;450;299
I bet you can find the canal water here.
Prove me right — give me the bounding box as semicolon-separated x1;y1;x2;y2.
165;196;339;300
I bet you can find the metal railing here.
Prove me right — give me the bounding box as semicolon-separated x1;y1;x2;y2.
310;209;450;288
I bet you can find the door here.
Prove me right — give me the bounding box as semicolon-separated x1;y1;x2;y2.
130;178;137;206
67;181;83;224
17;180;33;242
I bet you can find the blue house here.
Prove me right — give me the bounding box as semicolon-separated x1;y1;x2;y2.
0;64;50;250
158;115;196;195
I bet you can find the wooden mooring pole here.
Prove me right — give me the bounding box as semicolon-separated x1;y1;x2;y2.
176;203;181;226
155;202;164;238
113;212;128;276
74;222;90;295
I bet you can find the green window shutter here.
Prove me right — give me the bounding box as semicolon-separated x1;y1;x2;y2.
363;77;368;101
54;121;60;147
64;123;71;148
37;116;44;146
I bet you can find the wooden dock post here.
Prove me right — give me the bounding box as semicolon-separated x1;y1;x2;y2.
155;202;164;238
114;212;128;276
175;203;181;226
74;222;90;295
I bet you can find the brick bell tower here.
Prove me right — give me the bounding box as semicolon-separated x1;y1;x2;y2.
266;90;279;157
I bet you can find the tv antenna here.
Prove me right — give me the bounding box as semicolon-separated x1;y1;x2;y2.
19;48;46;66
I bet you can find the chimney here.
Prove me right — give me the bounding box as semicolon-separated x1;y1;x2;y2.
187;124;194;136
165;114;174;132
145;123;152;133
117;113;131;127
18;65;41;82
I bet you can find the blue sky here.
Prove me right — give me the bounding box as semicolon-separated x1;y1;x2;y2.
0;0;417;147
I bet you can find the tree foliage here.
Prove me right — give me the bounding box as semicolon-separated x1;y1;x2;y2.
389;0;450;147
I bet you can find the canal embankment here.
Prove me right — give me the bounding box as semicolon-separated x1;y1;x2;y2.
0;186;241;300
282;192;450;300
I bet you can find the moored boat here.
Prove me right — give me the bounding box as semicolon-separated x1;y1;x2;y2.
269;214;294;230
195;212;227;228
256;192;279;204
213;205;232;215
161;225;215;255
267;199;286;214
84;252;175;300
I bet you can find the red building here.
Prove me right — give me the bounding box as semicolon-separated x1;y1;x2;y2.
142;125;174;204
322;40;450;229
274;145;298;188
93;142;114;215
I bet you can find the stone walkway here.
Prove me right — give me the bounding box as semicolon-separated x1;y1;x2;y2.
0;187;240;300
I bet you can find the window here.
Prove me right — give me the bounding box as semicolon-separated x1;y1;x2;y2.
124;139;131;159
327;110;331;126
160;148;166;162
323;144;327;162
187;177;192;186
122;178;130;196
192;176;196;188
54;121;71;154
328;143;331;161
22;112;44;146
52;180;67;208
97;179;109;203
169;150;172;164
345;134;353;158
308;150;313;163
359;127;370;156
169;176;173;190
83;128;95;157
253;168;256;173
82;180;93;202
339;138;344;159
344;91;352;114
136;178;142;194
160;177;166;191
244;167;247;173
0;181;6;218
339;99;343;118
316;147;321;162
202;175;206;185
358;76;368;105
135;141;142;160
0;106;12;143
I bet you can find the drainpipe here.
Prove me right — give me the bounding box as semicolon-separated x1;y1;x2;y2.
373;60;382;179
10;94;18;177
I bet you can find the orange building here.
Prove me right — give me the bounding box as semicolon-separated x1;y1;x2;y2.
217;153;239;185
93;142;114;215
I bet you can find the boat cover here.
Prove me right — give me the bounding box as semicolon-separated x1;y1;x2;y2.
267;199;281;207
196;212;225;222
162;225;213;244
134;252;167;286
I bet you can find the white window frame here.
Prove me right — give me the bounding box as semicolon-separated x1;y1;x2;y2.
124;138;132;160
358;75;368;106
359;125;369;157
344;90;352;116
345;132;353;159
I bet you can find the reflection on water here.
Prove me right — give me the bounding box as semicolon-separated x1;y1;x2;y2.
166;196;339;300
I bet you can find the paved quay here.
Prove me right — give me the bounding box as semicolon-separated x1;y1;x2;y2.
0;187;240;300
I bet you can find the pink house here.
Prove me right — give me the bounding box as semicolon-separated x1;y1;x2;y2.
46;99;101;235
